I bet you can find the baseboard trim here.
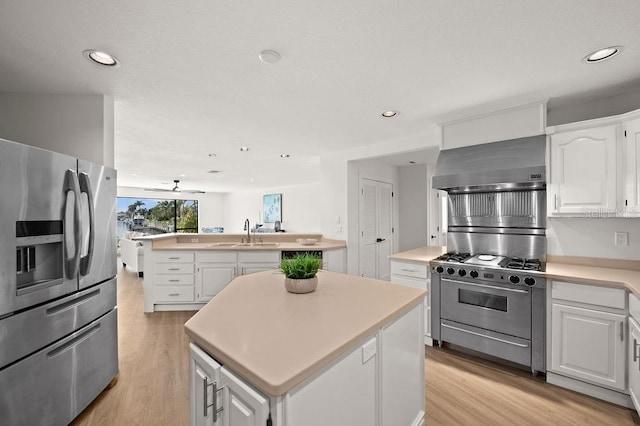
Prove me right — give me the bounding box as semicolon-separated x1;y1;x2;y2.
424;336;433;347
547;372;633;409
153;303;204;312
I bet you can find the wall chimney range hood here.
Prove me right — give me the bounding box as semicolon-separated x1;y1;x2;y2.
432;135;546;193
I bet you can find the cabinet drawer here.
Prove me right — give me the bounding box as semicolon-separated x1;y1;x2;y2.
552;281;626;310
238;251;280;263
390;261;427;279
155;252;195;263
156;275;194;286
156;263;195;274
198;251;238;263
155;286;195;303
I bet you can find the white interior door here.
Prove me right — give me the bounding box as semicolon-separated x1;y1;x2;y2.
359;178;393;280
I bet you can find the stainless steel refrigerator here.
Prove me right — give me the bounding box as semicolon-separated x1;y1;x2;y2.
0;138;118;425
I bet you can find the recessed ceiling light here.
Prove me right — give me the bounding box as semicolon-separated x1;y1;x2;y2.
381;110;398;118
583;46;623;63
180;174;187;177
280;154;290;158
240;147;250;152
83;49;119;67
208;153;217;158
259;50;281;64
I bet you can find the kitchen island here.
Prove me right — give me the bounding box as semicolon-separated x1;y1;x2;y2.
138;233;347;312
184;270;427;426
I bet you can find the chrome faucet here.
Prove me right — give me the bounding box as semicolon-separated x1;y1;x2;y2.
243;219;250;243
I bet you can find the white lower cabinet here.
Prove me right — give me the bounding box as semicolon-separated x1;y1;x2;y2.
390;260;431;345
628;316;640;413
190;302;424;426
550;303;626;391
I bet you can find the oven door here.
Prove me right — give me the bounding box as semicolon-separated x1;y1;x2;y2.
440;278;531;339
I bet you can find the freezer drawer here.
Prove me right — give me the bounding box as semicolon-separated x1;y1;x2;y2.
0;309;118;426
0;278;117;367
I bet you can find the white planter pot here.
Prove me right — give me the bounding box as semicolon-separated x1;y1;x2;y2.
284;276;318;294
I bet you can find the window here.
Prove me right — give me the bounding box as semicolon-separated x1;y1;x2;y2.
117;197;199;239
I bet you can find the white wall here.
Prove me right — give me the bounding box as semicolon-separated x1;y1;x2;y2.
117;186;225;231
0;93;115;166
223;183;321;233
398;164;429;252
547;218;640;260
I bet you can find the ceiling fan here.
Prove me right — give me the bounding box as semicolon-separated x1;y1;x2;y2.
145;179;205;194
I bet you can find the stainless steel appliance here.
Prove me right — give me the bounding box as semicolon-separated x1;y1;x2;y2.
0;138;118;425
430;135;547;374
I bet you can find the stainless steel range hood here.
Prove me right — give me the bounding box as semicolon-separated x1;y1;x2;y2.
432;135;546;192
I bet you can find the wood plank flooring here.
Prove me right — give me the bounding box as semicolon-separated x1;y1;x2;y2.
74;265;639;425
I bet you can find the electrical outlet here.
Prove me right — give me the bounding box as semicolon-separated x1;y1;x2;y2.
615;232;628;246
361;338;377;364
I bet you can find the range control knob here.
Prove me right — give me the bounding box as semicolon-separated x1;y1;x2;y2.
446;267;455;275
509;275;521;284
458;269;467;277
524;277;536;286
470;270;479;278
435;266;444;273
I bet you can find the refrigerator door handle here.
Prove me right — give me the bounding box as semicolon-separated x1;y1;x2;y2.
78;172;95;276
64;169;82;279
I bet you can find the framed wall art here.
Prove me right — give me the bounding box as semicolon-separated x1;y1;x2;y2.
263;193;282;223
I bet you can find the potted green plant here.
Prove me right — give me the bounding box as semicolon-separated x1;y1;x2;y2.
280;253;323;294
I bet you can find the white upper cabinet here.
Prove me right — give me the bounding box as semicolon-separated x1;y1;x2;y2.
548;124;618;215
624;116;640;214
547;108;640;217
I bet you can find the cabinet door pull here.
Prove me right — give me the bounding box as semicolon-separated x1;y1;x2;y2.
634;338;639;362
168;268;180;271
620;321;625;342
168;293;180;297
203;377;224;421
554;194;558;210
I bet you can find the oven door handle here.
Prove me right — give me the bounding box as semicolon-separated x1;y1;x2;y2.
442;323;530;348
442;279;529;294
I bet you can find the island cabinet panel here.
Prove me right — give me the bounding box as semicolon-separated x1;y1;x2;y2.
285;336;377;426
381;303;425;426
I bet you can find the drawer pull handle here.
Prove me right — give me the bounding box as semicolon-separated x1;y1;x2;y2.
169;279;179;282
442;323;529;348
168;257;180;260
168;293;180;297
168;268;180;271
401;268;418;273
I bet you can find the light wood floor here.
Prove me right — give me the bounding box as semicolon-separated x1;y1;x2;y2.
74;265;639;425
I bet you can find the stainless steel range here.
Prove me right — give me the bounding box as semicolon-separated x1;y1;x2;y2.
431;135;547;374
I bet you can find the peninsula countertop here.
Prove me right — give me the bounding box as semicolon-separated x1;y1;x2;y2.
184;270;426;396
390;246;640;299
138;233;346;251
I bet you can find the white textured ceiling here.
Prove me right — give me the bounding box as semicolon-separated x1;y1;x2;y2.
1;1;640;192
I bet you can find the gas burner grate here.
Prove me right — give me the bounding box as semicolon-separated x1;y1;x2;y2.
505;258;542;271
435;252;471;263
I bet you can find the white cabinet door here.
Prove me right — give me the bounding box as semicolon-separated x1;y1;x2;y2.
551;303;626;391
220;367;269;426
629;316;640;415
190;343;222;426
198;265;236;302
324;248;346;273
624;117;640;214
549;125;618;215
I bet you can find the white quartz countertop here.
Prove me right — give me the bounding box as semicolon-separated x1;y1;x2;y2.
184;270;426;396
139;233;346;251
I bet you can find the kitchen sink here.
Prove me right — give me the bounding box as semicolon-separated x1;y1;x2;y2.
207;242;238;247
234;242;280;247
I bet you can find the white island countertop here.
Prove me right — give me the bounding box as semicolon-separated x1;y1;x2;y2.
184;270;426;396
